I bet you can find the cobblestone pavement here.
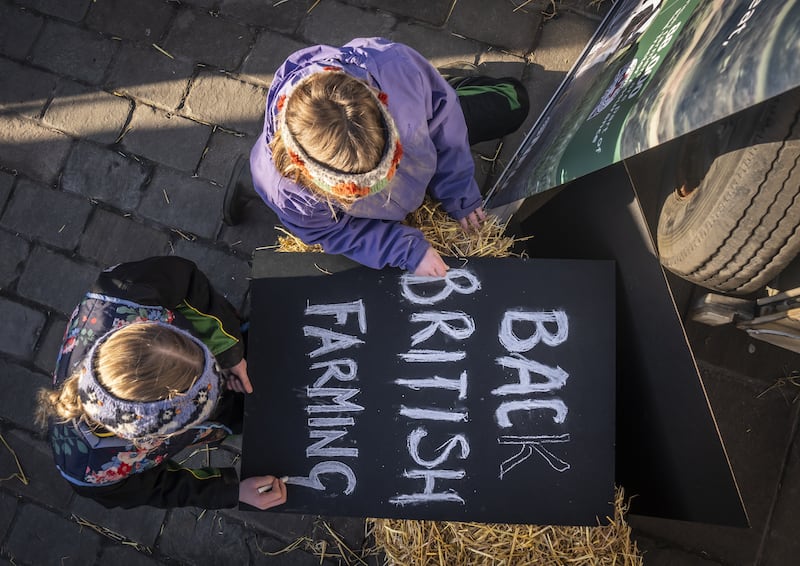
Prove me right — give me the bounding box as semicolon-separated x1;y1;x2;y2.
1;0;799;565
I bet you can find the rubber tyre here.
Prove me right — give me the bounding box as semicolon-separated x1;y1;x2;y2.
656;90;800;295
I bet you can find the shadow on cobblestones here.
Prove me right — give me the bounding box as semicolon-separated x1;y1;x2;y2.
0;0;610;564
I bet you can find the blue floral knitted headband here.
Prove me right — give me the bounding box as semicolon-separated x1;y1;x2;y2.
77;322;221;442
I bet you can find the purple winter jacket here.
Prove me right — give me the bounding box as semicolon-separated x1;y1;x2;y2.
249;37;481;272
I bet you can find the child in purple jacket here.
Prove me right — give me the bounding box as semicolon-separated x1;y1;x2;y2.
240;37;529;276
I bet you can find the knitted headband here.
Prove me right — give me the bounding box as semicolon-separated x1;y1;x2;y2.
77;322;221;442
277;69;404;200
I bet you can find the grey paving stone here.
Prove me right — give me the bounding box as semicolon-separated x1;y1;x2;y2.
5;502;102;566
1;178;92;250
354;0;454;27
173;0;215;9
311;515;371;556
138;167;224;239
219;0;313;35
0;229;30;289
34;315;68;374
246;532;329;566
388;21;483;70
0;297;46;360
1;428;76;510
475;49;527;79
42;79;131;144
106;42;194;112
157;507;254;565
239;31;308;88
85;0;176;43
0;430;25;489
70;496;167;547
448;0;543;55
98;544;165;566
0;4;44;59
0;56;59;118
20;0;92;22
0;170;12;210
298;1;395;47
196;130;255;187
60;141;150;211
0;490;17;542
0;113;73;185
0;359;50;431
30;19;117;84
79;208;171;266
530;10;597;72
218;197;283;257
121;104;211;172
162;8;254;71
182;71;266;137
171;240;252;309
628;363;797;566
17;246;98;315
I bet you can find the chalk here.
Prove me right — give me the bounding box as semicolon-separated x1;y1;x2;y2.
257;476;289;494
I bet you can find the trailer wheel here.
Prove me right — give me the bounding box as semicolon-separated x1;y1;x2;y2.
656;91;800;295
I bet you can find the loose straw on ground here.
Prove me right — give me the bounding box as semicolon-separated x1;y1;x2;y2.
368;487;642;566
255;521;378;565
72;515;152;554
0;431;29;485
271;198;527;260
258;488;641;565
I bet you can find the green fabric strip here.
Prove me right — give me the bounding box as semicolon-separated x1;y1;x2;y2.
166;460;223;480
455;83;521;110
176;302;238;356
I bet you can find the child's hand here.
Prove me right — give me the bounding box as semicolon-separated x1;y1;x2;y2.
239;475;287;510
222;359;253;394
459;206;486;232
414;247;448;277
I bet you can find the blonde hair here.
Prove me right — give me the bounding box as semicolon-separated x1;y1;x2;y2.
271;72;387;206
36;323;204;429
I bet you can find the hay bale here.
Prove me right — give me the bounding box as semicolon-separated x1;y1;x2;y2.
367;487;642;566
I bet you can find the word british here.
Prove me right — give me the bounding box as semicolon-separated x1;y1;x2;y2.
390;269;571;507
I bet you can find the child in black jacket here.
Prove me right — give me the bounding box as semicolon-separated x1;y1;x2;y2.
36;256;286;509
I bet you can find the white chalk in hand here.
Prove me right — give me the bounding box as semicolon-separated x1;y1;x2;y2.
257;476;289;494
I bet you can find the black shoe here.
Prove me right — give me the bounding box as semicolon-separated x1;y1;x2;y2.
223;155;253;226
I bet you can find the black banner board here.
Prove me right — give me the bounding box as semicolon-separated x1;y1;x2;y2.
242;254;616;525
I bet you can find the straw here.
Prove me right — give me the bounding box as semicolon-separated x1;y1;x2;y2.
0;432;29;485
368;487;642;566
272;198;528;259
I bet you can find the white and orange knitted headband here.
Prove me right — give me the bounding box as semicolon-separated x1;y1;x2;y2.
276;69;403;200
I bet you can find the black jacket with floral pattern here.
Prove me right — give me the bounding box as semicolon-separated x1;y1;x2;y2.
49;256;243;509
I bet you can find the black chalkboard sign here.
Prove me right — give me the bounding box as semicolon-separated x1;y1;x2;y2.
242;253;615;525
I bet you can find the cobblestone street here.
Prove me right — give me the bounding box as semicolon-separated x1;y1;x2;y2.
1;1;799;565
